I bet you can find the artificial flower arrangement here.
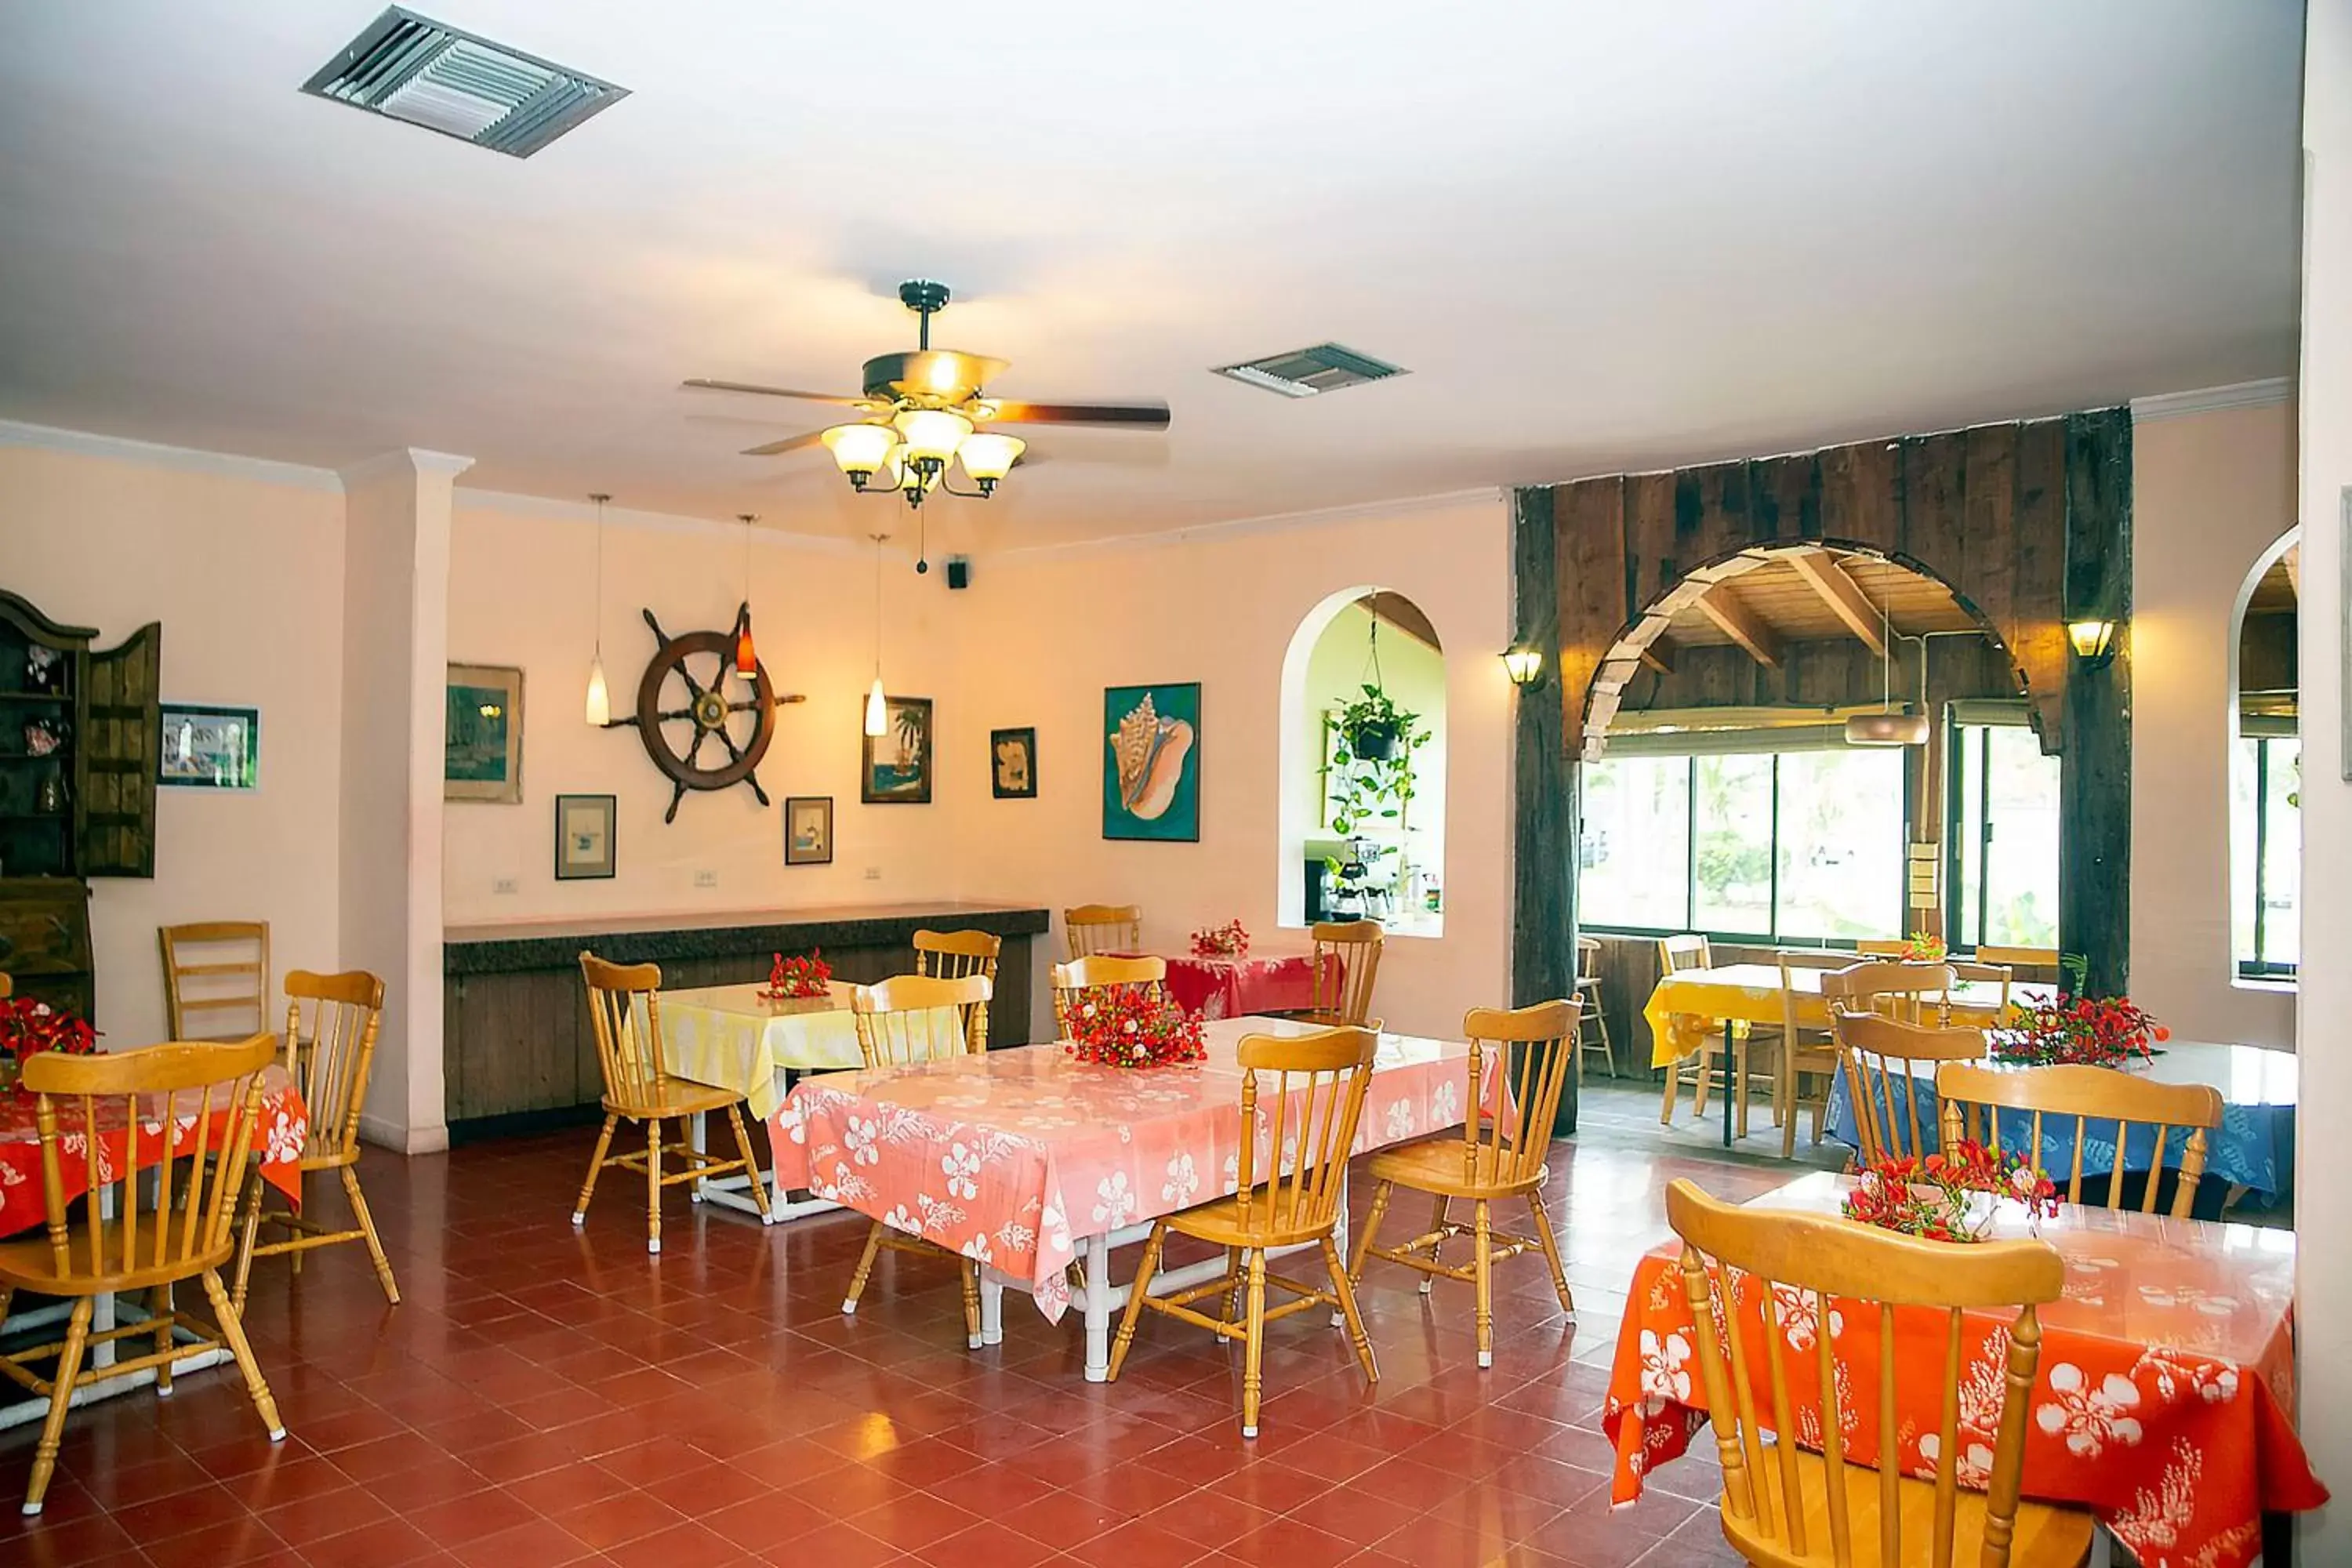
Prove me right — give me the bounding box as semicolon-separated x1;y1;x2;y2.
760;949;833;1001
1901;930;1949;963
1842;1139;2060;1243
1065;985;1207;1069
1189;918;1250;960
1991;994;2168;1068
0;996;100;1096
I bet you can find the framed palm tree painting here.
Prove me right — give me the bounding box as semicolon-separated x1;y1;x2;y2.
862;695;933;804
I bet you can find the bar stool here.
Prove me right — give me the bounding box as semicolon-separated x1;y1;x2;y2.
1573;936;1616;1078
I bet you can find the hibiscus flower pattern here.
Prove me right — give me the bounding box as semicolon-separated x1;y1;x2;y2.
2036;1363;2145;1457
1637;1328;1692;1415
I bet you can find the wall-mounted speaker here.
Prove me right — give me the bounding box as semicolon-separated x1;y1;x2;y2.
946;557;971;590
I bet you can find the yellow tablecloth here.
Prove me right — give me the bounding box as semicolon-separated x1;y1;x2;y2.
1642;963;2046;1068
660;982;866;1119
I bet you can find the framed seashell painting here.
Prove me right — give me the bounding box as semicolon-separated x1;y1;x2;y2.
1102;683;1200;841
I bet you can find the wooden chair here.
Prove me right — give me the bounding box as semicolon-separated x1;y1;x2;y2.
913;927;1001;985
1855;938;1910;957
1065;904;1142;959
1050;955;1167;1036
572;953;771;1254
1664;1179;2093;1568
232;971;398;1312
0;971;11;999
843;973;993;1345
1822;960;1955;1025
1975;945;2060;969
1948;960;2016;1023
1108;1024;1379;1437
1573;936;1617;1078
1938;1063;2223;1220
1831;1011;1986;1166
1351;1000;1581;1368
0;1035;288;1515
1659;934;1782;1139
158;921;270;1041
1660;933;1713;974
1304;920;1383;1026
1773;952;1857;1160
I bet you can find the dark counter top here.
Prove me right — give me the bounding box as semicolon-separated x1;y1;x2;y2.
443;902;1051;976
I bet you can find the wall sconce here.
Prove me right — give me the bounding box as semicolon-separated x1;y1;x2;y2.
1501;644;1543;686
2067;618;2118;665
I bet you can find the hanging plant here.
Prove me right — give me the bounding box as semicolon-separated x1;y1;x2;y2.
1327;686;1429;837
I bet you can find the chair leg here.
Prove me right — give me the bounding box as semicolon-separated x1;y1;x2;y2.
151;1284;174;1398
725;1105;774;1223
960;1261;983;1351
1240;1248;1269;1438
1421;1194;1450;1295
1595;1005;1617;1077
1472;1200;1495;1370
1692;1049;1713;1119
198;1269;285;1442
340;1165;401;1305
1348;1179;1394;1286
1321;1236;1378;1385
1527;1189;1576;1317
1733;1040;1752;1141
573;1114;618;1225
1781;1068;1802;1160
23;1295;93;1514
232;1164;266;1313
644;1118;663;1255
1659;1056;1683;1123
1108;1222;1165;1381
843;1221;887;1314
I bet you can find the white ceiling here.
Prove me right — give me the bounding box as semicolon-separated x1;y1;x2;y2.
0;2;2305;551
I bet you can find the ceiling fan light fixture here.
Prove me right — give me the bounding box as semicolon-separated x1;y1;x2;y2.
892;408;972;467
822;422;895;478
958;432;1024;485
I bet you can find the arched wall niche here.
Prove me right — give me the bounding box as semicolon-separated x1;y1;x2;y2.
2227;525;2301;978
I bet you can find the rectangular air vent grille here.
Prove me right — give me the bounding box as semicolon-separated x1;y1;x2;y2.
303;7;626;158
1212;343;1408;397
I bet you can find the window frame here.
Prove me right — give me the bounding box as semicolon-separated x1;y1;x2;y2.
1941;709;2061;957
2239;731;2299;978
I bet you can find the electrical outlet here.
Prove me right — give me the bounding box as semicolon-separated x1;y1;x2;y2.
694;869;718;888
492;877;519;896
864;866;882;881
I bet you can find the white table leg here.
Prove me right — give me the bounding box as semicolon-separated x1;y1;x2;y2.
688;1111;708;1203
1082;1233;1113;1382
980;1272;1005;1346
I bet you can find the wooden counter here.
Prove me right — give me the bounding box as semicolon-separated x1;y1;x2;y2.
441;902;1049;1138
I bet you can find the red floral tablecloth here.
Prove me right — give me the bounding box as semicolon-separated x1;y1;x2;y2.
1602;1172;2325;1568
0;1065;307;1238
1147;953;1339;1021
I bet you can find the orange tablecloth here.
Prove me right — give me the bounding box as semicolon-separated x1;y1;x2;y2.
1148;953;1337;1020
1602;1172;2325;1568
0;1065;307;1238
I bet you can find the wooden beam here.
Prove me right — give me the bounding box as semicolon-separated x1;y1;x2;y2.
1639;634;1676;675
1786;550;1889;656
1693;585;1782;667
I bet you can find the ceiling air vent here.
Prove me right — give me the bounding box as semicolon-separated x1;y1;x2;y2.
1211;343;1407;398
302;7;627;158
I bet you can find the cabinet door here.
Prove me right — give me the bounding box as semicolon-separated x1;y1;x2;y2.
82;621;161;878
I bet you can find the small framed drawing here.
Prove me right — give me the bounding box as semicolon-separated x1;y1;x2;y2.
554;793;617;880
446;663;524;804
862;695;932;804
159;704;260;789
785;796;834;865
1103;682;1200;841
991;727;1037;799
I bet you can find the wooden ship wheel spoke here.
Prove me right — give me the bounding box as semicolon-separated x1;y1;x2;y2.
604;606;804;822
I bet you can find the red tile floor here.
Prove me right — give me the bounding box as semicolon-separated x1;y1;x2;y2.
0;1083;1807;1568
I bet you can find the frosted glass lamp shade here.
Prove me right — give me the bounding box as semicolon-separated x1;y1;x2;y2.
822;423;897;477
891;408;972;466
957;432;1025;482
584;655;611;726
865;677;889;737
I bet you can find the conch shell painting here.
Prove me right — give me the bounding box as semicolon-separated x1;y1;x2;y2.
1110;694;1192;819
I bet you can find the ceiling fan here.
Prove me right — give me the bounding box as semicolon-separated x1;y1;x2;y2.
684;278;1171;538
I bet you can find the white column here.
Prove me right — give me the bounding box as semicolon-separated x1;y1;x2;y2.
339;448;470;1154
2298;7;2352;1555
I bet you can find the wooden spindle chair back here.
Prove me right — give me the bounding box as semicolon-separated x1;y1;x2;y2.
1937;1062;2222;1219
281;970;383;1168
1064;903;1142;959
1823;960;1955;1025
1664;1179;2077;1568
1233;1025;1377;1239
1947;960;2016;1022
1831;1009;1987;1164
579;953;674;1114
1854;939;1909;957
1460;1000;1578;1186
853;973;991;1066
158;920;270;1040
1050;955;1167;1035
1659;933;1713;975
1974;945;2059;969
913;927;1002;985
1306;920;1383;1026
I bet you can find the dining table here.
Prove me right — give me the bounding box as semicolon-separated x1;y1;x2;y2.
1643;962;2056;1148
1602;1171;2325;1568
1133;951;1340;1020
768;1014;1483;1380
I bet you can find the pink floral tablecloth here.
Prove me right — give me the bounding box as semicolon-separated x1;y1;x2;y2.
1148;953;1338;1021
771;1016;1479;1323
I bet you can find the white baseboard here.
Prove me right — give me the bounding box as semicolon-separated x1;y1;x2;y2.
358;1115;448;1156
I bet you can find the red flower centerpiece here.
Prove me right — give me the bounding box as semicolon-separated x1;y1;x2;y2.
0;996;100;1097
1842;1139;2060;1243
1065;987;1206;1069
760;949;833;1001
1189;919;1250;960
1991;993;2168;1068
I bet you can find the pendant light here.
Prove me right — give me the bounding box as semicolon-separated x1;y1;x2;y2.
734;514;759;677
864;532;891;738
1844;582;1929;746
583;493;612;726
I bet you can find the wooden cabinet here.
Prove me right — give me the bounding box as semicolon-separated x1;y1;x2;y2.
0;878;94;1021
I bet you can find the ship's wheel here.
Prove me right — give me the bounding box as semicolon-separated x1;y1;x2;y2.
607;605;804;822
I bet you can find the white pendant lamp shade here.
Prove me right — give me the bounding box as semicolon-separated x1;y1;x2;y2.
864;677;889;737
584;654;611;727
1844;710;1929;746
957;431;1025;483
823;422;896;478
892;408;972;466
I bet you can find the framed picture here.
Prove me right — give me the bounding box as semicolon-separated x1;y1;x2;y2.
446;664;524;804
862;695;933;804
785;795;834;864
1103;682;1200;841
159;703;260;790
991;727;1037;799
554;793;616;880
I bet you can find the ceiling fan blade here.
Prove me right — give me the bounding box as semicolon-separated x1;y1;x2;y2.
985;399;1171;430
684;378;877;407
739;430;826;457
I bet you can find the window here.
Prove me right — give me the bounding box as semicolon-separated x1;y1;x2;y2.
2234;733;2299;975
1947;720;2060;951
1581;746;1904;941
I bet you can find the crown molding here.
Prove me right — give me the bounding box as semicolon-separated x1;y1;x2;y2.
0;418;344;492
993;486;1506;564
339;448;477;487
2129;377;2293;423
452;485;866;555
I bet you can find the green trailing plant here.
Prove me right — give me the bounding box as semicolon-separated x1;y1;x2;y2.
1326;686;1429;837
